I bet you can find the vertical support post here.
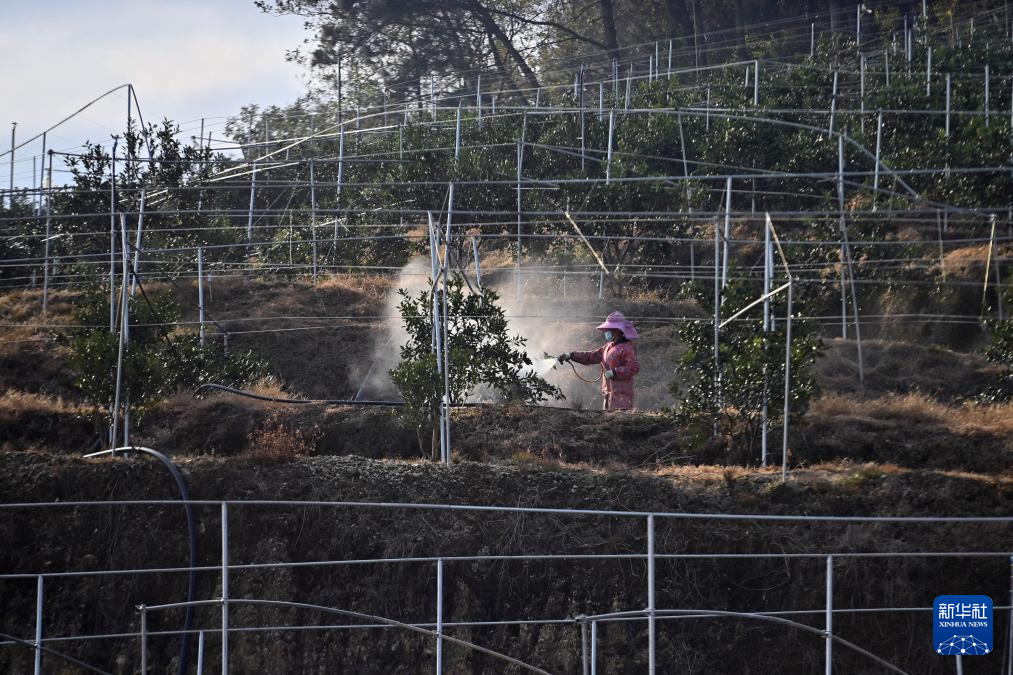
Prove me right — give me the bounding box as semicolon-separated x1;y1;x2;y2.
441;194;452;465
37;132;45;215
885;49;890;87
811;23;816;57
705;87;711;131
829;72;838;137
945;74;952;137
837;135;848;339
1004;555;1013;675
860;55;866;124
782;281;793;483
599;81;604;121
762;218;771;468
580;618;589;675
713;206;721;430
579;65;586;172
197;631;205;675
476;75;482;127
427;212;446;462
590;620;598;675
926;47;932;97
667;39;673;78
33;575;43;675
246;162;257;242
130;190;145;297
454;105;462;161
110;137;118;334
42;152;52;316
936;211;947;281
873;112;882;210
139;605;148;675
436;558;444;674
985;65;991;127
516;127;525;299
198;247;206;347
839;135;864;383
337;124;346;200
310;159;318;283
753;60;760;107
7;122;15;209
624;64;633;110
825;556;834;675
221;502;229;675
471;236;482;290
647;514;656;675
722;177;732;288
606;110;615;185
677;113;691;207
111;213;130;449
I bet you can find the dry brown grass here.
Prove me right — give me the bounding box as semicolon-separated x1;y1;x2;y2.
0;389;98;453
246;412;319;462
0;288;78;325
799;392;1013;473
818;338;1000;401
811;392;1013;437
940;244;993;280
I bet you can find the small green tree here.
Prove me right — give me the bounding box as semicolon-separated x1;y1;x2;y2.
671;281;823;464
982;285;1013;403
68;283;266;416
390;274;562;458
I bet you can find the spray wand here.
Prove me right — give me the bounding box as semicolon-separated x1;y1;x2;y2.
544;352;604;383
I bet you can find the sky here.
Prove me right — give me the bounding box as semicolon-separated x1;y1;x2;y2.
1;0;309;189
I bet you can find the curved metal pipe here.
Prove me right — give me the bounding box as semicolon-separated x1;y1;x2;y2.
581;607;908;674
83;446;197;675
0;630;112;675
143;597;552;674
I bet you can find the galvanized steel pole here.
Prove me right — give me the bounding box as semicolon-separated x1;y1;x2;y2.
221;503;229;674
782;281;793;483
33;575;43;675
647;514;656;674
197;247;206;347
139;605;148;675
436;558;444;674
42;152;52;316
825;555;834;674
8;122;15;209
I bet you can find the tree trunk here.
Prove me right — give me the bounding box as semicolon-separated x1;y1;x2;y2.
599;0;620;55
487;33;526;99
474;6;542;93
431;422;439;462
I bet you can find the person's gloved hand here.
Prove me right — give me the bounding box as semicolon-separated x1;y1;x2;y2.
604;369;615;380
557;352;572;363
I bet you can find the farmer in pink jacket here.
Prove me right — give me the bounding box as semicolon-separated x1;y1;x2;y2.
558;311;641;410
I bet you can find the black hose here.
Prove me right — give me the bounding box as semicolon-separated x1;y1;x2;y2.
85;446;197;675
193;382;581;411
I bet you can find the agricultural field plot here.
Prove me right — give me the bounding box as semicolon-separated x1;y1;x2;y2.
2;0;1013;672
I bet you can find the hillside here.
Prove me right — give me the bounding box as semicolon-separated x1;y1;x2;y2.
3;2;1013;672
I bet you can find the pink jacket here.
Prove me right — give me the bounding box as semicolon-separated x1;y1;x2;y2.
571;341;640;410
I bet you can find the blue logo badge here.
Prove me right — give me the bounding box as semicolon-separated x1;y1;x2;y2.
934;595;993;655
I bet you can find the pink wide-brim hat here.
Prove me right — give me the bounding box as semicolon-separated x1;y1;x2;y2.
597;311;639;340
